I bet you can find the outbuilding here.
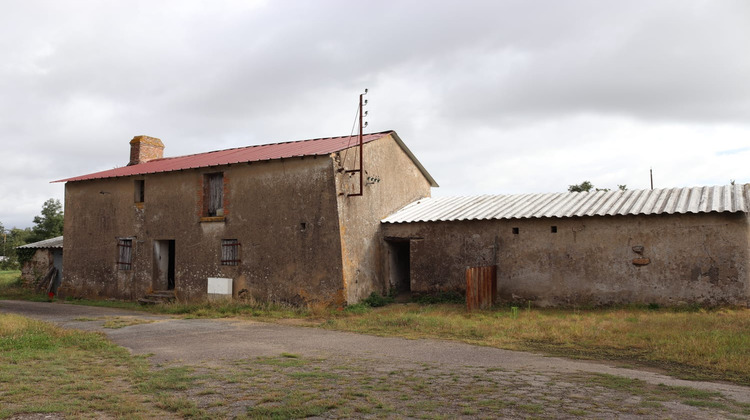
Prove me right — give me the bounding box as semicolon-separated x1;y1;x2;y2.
382;185;750;307
17;236;64;294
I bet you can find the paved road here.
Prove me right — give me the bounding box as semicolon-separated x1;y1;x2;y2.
2;299;748;405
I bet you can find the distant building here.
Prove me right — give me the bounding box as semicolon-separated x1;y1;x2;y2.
17;236;63;292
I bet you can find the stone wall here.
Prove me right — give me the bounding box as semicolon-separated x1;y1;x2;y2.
334;133;433;302
382;212;750;307
62;156;346;304
20;248;53;288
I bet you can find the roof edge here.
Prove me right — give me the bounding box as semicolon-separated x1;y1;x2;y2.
389;131;439;188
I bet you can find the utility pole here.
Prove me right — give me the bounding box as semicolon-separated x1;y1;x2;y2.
347;89;368;197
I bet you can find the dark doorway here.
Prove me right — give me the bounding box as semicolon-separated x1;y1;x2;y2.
167;240;175;290
154;240;176;291
388;240;411;294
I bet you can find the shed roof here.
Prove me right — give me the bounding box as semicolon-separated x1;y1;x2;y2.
382;184;749;223
54;130;438;187
17;236;64;249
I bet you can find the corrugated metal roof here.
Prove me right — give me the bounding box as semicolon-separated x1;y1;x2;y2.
17;236;63;249
382;184;749;223
54;131;398;183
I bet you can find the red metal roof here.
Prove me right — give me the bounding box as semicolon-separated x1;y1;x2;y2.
55;131;392;183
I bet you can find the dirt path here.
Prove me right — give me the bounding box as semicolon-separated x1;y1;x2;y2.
3;300;749;418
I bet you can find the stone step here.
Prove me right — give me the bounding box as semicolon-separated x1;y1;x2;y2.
138;290;176;305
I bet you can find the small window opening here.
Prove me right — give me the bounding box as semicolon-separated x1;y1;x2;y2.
134;180;145;203
117;239;133;270
512;227;519;235
300;222;307;232
551;226;558;233
221;239;240;266
204;172;224;217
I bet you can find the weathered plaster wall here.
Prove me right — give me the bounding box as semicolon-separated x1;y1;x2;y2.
334;134;433;303
62;177;141;299
381;212;750;306
20;249;53;287
63;156;346;304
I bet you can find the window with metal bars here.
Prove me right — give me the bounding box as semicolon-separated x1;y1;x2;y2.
117;238;133;270
221;239;240;266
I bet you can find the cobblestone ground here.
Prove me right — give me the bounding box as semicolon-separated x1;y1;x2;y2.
154;354;750;419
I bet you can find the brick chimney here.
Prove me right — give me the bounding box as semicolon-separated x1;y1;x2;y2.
128;136;164;166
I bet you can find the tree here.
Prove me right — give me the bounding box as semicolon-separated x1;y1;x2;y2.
30;199;64;242
568;181;594;192
568;181;627;193
0;227;32;270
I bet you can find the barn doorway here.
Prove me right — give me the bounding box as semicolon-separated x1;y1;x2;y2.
387;239;411;298
154;240;176;290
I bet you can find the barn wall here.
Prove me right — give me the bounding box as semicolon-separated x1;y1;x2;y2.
334;134;433;303
381;212;750;307
62;156;346;304
20;249;54;287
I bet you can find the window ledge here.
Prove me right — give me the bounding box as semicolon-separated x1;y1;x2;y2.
134;202;144;210
200;216;226;223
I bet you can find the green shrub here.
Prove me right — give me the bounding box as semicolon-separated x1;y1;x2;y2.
361;292;394;308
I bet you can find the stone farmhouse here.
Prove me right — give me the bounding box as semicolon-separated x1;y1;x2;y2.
55;131;750;307
55;131;436;305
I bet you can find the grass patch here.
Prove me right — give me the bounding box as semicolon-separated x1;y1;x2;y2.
321;304;750;385
0;313;168;418
0;270;44;301
101;316;156;329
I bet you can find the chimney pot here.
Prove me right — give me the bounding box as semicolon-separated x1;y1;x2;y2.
128;135;164;166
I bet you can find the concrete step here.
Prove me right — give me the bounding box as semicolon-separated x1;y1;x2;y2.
138;290;176;305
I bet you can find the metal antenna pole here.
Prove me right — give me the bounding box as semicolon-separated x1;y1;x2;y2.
650;168;654;190
358;91;364;196
347;89;368;197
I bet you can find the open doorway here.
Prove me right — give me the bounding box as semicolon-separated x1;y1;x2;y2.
387;239;411;298
154;240;175;290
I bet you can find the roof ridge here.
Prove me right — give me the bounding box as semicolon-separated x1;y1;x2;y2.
148;130;395;162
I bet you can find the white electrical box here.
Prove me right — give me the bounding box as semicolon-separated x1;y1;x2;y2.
207;277;233;298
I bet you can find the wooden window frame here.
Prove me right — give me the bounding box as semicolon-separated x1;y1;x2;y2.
134;179;145;204
204;172;224;217
117;238;133;270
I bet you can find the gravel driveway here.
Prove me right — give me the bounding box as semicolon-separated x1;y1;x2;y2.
2;300;748;419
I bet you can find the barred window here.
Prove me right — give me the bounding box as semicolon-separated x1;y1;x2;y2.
221;239;240;266
117;239;133;270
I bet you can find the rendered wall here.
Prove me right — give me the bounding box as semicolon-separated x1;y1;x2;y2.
334;134;433;302
381;212;750;307
62;156;346;304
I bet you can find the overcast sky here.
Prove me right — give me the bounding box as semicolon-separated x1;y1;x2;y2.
2;0;749;229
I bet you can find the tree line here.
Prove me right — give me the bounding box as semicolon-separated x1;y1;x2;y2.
1;199;63;270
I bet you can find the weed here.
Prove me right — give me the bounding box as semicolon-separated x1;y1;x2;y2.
361;292;394;307
682;400;727;409
413;291;464;304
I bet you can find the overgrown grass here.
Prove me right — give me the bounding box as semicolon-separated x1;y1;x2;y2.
321;303;750;385
3;274;749;385
0;270;43;301
0;313;171;418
